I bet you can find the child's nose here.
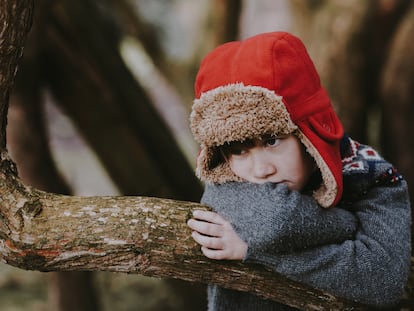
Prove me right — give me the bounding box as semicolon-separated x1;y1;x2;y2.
252;153;276;179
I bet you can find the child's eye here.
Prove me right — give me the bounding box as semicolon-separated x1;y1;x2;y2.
229;147;248;156
220;142;250;159
263;136;281;147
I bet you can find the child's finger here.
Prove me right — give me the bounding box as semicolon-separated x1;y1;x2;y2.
187;218;222;237
192;210;226;224
201;246;227;260
191;231;223;250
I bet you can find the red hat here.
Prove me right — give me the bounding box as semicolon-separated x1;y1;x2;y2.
190;32;344;207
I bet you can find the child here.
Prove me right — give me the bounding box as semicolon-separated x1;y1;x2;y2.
187;32;411;310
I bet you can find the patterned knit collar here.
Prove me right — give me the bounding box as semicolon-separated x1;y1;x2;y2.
338;134;403;205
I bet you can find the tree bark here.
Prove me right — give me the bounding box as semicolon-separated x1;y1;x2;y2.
0;164;371;310
0;0;33;148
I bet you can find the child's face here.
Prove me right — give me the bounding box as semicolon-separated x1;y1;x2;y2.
222;134;315;191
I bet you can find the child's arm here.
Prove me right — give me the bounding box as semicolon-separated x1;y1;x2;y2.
198;182;358;253
244;180;411;307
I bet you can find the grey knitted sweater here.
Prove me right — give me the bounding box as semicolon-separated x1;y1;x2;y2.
201;138;411;310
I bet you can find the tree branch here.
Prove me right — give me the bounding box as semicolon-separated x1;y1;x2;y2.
0;154;367;310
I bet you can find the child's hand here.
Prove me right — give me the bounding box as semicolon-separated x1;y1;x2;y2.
187;210;248;260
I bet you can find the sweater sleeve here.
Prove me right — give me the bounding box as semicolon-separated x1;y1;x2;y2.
201;182;358;253
244;180;411;307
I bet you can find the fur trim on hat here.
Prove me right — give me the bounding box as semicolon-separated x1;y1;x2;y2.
296;131;337;208
191;83;297;146
190;82;338;208
190;83;297;183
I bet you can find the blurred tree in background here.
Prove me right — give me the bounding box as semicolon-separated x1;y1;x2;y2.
290;0;414;235
2;0;414;310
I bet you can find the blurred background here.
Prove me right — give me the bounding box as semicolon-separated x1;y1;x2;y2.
2;0;414;310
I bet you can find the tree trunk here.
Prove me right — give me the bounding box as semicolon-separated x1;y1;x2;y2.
48;271;100;311
290;0;414;242
0;0;33;148
36;0;203;201
380;2;414;238
9;10;101;309
211;0;243;45
25;1;206;309
290;0;410;143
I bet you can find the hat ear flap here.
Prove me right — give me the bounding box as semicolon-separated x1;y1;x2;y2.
195;146;243;184
207;147;225;170
308;110;343;142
